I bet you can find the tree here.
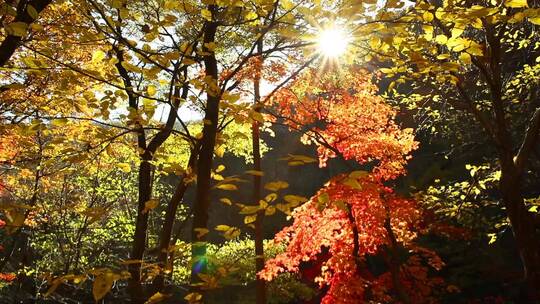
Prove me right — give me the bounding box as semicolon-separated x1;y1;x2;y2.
353;0;540;299
0;0;53;67
186;0;313;292
261;67;444;303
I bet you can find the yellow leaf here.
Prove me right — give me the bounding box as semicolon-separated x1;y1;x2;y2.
204;42;217;51
239;205;260;214
143;199;159;214
318;192;330;204
283;195;307;206
505;0;527;7
215;145;224;157
116;162;131;173
264;181;289;191
194;228;209;238
216;164;225;172
369;37;381;49
459;52;472;65
488;233;497;244
93;272;115;301
422;11;434;22
6;22;28;37
471;18;483;29
215;225;230;231
281;0;294;10
219;198;232;205
79;207;106;224
184;292;202;303
244;214;257;224
92;50;106;62
529;17;540;25
145;292;167;304
147;85;157;96
216;184;237;191
201;9;212;21
223;227;240;239
245;170;264;176
451;27;464;38
435;35;448;44
263;193;278;203
211;172;224;181
245;11;258;21
265;206;276;216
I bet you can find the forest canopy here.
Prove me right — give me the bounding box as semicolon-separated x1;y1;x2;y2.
0;0;540;303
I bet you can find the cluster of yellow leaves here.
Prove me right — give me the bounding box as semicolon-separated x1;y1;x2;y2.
44;268;130;301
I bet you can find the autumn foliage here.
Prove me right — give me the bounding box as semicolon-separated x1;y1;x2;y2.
262;69;445;303
271;68;417;179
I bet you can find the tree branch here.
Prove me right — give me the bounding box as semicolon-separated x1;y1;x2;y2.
515;107;540;174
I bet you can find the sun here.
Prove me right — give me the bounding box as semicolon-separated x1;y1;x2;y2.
316;26;351;58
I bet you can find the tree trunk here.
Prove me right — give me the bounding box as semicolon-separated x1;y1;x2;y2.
252;39;266;304
190;12;219;285
114;47;153;303
383;212;411;304
499;157;540;302
128;153;153;303
152;150;197;293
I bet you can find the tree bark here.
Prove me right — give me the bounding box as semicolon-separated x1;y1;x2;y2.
128;153;152;303
484;24;540;301
114;45;187;302
0;0;52;67
252;39;266;304
190;9;219;286
383;211;411;304
499;157;540;302
152;149;198;293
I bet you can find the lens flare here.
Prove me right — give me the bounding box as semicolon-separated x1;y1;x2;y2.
317;26;351;58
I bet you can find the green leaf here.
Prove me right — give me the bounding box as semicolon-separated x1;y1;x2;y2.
342;178;362;189
26;5;38;19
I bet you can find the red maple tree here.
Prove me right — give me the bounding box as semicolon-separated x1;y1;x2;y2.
261;68;445;303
